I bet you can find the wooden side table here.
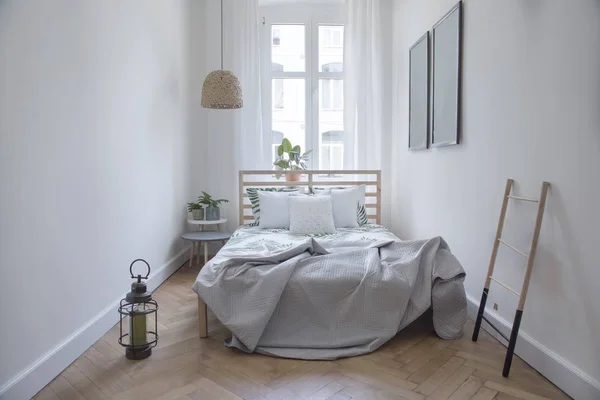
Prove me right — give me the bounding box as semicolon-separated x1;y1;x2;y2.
184;218;228;267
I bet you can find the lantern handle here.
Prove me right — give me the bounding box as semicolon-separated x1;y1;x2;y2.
129;259;151;280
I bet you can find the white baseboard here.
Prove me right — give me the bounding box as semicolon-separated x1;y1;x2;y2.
466;294;600;400
0;246;191;400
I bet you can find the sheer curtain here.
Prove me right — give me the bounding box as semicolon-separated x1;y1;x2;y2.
225;0;266;171
343;0;385;170
203;0;266;228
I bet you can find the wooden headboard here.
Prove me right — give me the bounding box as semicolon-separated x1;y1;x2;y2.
239;170;382;225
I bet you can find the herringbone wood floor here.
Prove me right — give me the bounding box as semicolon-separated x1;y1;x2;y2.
34;265;570;400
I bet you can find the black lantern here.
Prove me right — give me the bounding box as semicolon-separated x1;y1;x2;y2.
118;259;158;360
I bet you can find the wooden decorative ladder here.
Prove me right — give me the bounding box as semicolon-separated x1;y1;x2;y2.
472;179;550;377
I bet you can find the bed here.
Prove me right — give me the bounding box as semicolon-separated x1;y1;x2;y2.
192;170;467;360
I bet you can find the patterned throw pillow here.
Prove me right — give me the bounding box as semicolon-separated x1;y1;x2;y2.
289;196;336;234
246;187;298;226
313;185;368;226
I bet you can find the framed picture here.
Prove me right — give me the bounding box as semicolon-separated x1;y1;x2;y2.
408;32;430;150
431;1;462;147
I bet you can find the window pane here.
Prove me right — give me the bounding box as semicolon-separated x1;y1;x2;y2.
272;130;284;163
272;79;284;109
272;79;305;157
272;28;281;46
272;25;305;72
319;79;343;111
333;80;343;109
319;26;344;72
319;133;344;170
321;80;331;109
319;78;344;170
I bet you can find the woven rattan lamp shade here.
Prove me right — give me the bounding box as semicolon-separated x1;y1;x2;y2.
201;70;243;109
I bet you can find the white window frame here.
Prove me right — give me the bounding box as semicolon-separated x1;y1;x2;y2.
260;4;345;169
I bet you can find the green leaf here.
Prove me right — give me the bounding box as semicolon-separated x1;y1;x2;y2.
281;138;292;152
275;160;289;169
291;145;301;154
277;144;283;157
187;202;201;211
357;202;368;225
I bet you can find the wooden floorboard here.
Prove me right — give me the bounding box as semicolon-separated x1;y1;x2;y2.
34;265;571;400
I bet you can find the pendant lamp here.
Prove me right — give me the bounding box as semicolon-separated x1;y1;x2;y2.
201;0;243;109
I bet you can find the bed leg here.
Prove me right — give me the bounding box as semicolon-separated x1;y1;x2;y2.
198;298;208;338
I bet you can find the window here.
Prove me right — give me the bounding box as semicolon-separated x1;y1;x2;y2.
271;63;284;109
261;8;345;169
322;62;343;73
320;130;344;170
272;130;284;161
323;27;343;47
320;79;343;110
272;28;281;46
272;79;284;109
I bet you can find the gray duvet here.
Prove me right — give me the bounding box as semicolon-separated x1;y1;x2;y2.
192;225;466;360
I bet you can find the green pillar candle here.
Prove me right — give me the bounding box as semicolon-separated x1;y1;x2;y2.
130;306;147;346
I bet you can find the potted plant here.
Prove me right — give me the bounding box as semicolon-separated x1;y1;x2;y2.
273;138;312;182
198;191;229;220
187;202;204;220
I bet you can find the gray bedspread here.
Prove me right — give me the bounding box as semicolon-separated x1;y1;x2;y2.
192;225;466;360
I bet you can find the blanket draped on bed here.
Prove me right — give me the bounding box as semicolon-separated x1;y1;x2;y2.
192;226;466;360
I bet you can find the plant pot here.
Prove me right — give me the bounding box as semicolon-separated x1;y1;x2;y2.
205;206;220;221
286;172;302;182
191;208;204;220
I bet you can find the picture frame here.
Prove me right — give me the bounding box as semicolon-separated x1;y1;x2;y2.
408;31;430;151
431;1;462;147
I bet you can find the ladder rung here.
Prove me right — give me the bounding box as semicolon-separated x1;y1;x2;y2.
507;195;539;203
489;276;521;296
498;239;529;258
482;315;510;342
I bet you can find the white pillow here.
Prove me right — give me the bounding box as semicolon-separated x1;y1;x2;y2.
314;185;366;228
258;191;294;229
289;196;336;234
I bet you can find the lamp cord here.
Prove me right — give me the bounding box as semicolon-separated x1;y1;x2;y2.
221;0;224;70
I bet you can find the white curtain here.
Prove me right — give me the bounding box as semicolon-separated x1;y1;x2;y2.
203;0;266;228
343;0;385;170
225;0;266;170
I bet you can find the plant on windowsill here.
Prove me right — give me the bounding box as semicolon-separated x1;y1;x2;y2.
273;137;312;182
198;191;229;221
187;202;205;220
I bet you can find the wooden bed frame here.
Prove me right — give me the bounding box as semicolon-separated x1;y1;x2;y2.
198;169;382;338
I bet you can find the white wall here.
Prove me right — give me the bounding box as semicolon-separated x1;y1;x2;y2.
390;0;600;395
0;0;191;397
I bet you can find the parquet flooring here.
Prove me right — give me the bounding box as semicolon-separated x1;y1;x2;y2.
34;265;570;400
